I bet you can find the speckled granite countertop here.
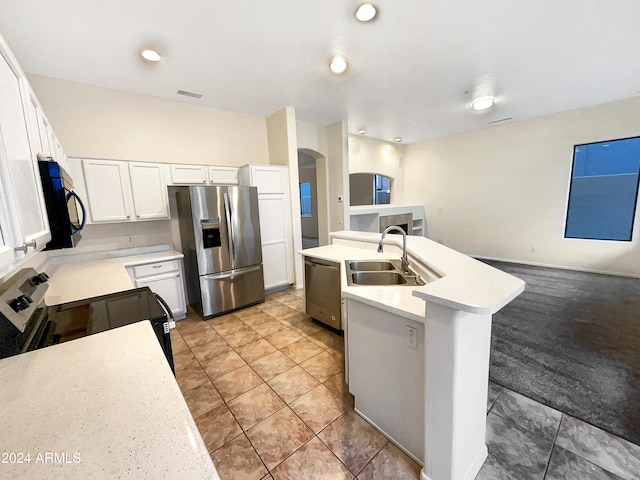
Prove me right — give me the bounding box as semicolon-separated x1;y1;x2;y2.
0;321;219;480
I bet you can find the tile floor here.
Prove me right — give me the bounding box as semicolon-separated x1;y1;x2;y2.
172;288;640;480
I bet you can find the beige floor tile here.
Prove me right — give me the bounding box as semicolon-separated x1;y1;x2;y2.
323;371;355;407
327;341;345;360
182;381;224;418
263;327;303;349
278;298;305;312
291;319;325;337
170;331;190;354
246;407;314;470
290;384;349;434
232;304;264;318
300;350;344;382
195;403;242;453
306;329;342;349
267;365;319;404
249;317;288;337
227;383;285;431
270;437;353;480
211;317;248;336
211;433;267;480
175;366;209;392
280;338;326;364
175;317;210;335
250;350;296;381
213;364;264;402
235;338;277;363
261;304;297;319
277;312;309;327
182;327;225;349
173;349;200;371
218;324;262;348
206;312;239;327
357;442;422;480
241;311;275;328
318;410;388;475
190;336;233;363
202;350;246;380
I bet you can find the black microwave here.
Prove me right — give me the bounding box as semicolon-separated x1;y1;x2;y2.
38;158;87;250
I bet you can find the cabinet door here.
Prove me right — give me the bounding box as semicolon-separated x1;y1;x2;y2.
0;46;50;252
82;159;134;222
208;166;238;184
128;162;170;220
0;139;18;271
258;195;293;289
23;89;46;158
135;272;186;318
170;164;207;184
250;166;287;194
262;242;289;290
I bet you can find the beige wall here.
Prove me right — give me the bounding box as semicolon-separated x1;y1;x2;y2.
28;74;269;165
348;136;405;204
404;96;640;276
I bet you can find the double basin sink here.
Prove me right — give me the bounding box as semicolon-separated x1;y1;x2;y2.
345;259;426;287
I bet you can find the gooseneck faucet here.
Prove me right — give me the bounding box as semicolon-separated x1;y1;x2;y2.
378;226;410;273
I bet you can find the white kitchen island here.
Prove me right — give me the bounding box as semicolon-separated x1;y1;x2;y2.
302;231;525;480
0;321;219;480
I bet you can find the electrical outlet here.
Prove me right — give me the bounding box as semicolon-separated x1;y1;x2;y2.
530;246;536;253
406;326;418;349
127;236;134;244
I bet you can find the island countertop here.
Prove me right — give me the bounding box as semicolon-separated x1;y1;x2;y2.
0;321;219;480
303;231;525;321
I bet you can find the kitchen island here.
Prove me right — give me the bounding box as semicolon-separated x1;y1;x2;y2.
0;321;219;480
302;231;525;480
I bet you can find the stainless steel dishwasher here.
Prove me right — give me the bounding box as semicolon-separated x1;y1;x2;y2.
304;256;341;330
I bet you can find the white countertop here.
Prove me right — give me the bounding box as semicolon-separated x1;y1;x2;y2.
302;231;525;321
0;321;219;479
44;250;184;306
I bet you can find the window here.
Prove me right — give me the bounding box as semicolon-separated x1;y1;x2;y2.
564;136;640;241
374;174;391;205
299;181;312;217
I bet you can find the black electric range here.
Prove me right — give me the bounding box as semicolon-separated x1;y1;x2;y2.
0;268;175;373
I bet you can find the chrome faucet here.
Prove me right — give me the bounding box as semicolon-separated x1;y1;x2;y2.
378;226;410;273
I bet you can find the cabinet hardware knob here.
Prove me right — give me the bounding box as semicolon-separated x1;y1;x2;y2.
126;215;130;219
14;239;37;253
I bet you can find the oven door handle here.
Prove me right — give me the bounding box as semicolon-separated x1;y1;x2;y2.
66;189;87;234
153;292;176;333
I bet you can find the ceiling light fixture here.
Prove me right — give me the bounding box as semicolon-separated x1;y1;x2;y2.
141;48;162;62
394;137;403;143
358;129;367;135
471;96;495;111
329;56;348;74
355;3;377;22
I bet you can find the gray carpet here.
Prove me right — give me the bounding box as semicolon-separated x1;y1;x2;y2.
484;260;640;446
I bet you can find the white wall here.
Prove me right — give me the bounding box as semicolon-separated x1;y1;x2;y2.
404;96;640;277
27;74;269;165
348;136;405;204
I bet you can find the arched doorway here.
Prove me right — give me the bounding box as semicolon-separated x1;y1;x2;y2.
297;148;329;248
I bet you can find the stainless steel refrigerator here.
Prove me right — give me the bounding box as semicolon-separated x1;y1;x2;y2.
170;185;264;318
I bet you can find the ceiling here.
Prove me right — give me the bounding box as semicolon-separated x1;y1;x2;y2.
1;0;639;144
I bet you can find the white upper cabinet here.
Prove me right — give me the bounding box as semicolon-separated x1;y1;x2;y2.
82;159;135;223
0;40;50;255
208;166;238;185
128;162;170;220
241;165;287;194
170;164;207;185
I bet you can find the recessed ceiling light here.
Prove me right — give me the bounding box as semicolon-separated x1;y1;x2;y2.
358;129;367;135
394;137;403;143
141;49;162;62
471;96;495;111
355;3;377;22
329;56;348;74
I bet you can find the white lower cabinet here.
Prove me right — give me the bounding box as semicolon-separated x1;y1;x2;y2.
125;258;187;320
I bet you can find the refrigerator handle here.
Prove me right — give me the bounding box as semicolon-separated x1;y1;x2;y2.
223;191;236;268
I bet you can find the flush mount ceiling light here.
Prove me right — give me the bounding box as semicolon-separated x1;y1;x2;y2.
329;56;348;74
140;48;162;62
394;137;403;143
355;3;377;22
470;96;495;111
358;129;367;135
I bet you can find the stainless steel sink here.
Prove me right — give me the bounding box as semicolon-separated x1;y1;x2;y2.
350;271;408;285
345;259;426;286
348;261;396;271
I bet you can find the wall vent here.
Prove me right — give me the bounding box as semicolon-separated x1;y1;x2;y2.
176;90;202;99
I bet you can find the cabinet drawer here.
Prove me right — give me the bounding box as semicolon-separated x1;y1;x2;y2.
133;260;180;278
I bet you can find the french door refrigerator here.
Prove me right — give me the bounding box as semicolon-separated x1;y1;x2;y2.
170;185;264;318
